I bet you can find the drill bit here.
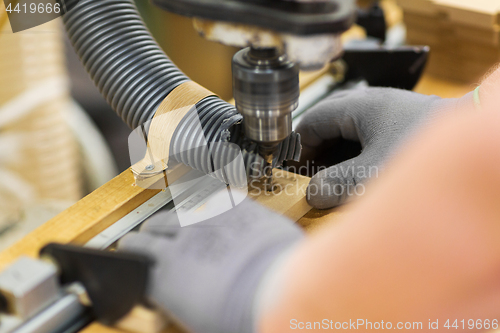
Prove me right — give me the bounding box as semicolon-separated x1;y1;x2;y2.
260;144;278;192
263;155;274;192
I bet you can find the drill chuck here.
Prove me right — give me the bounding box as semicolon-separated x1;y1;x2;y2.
232;47;300;145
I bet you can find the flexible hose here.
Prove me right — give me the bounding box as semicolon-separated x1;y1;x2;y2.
63;0;188;129
62;0;300;182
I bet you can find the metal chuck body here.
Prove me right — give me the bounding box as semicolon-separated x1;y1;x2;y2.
232;47;300;190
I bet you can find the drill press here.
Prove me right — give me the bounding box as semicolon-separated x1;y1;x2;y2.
153;0;356;190
232;47;299;190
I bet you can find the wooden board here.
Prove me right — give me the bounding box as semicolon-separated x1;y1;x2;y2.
403;12;500;47
399;0;500;83
414;74;475;98
81;322;186;333
434;0;500;30
0;0;8;32
397;0;500;30
396;0;439;16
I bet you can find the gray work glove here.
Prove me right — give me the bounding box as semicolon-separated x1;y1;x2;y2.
118;194;303;333
296;87;474;209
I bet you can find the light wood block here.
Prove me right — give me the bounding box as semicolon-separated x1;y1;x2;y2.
249;169;312;222
398;0;500;30
434;0;500;30
396;0;439;16
414;74;474;98
401;0;500;83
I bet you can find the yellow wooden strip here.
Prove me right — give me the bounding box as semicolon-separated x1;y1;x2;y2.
0;0;10;32
398;0;500;30
414;74;474;98
0;169;160;272
83;322;185;333
436;0;500;31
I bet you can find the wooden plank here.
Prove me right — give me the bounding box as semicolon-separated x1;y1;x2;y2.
396;0;439;16
425;51;496;83
0;170;161;272
414;74;474;98
434;0;500;30
299;66;331;90
398;0;500;30
402;0;500;83
82;322;185;333
403;6;500;47
454;24;500;47
0;0;8;32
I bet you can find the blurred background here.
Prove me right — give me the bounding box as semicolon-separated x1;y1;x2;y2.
0;0;499;249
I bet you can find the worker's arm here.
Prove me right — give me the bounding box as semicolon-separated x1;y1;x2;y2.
260;72;500;332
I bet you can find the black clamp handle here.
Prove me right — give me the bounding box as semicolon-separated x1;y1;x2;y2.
40;243;153;326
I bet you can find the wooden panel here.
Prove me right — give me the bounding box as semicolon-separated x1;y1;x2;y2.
434;0;500;30
398;0;500;30
400;0;500;83
0;0;8;32
82;322;185;333
396;0;439;16
414;75;474;98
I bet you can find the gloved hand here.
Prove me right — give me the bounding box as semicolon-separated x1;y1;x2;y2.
118;193;304;333
296;87;475;209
